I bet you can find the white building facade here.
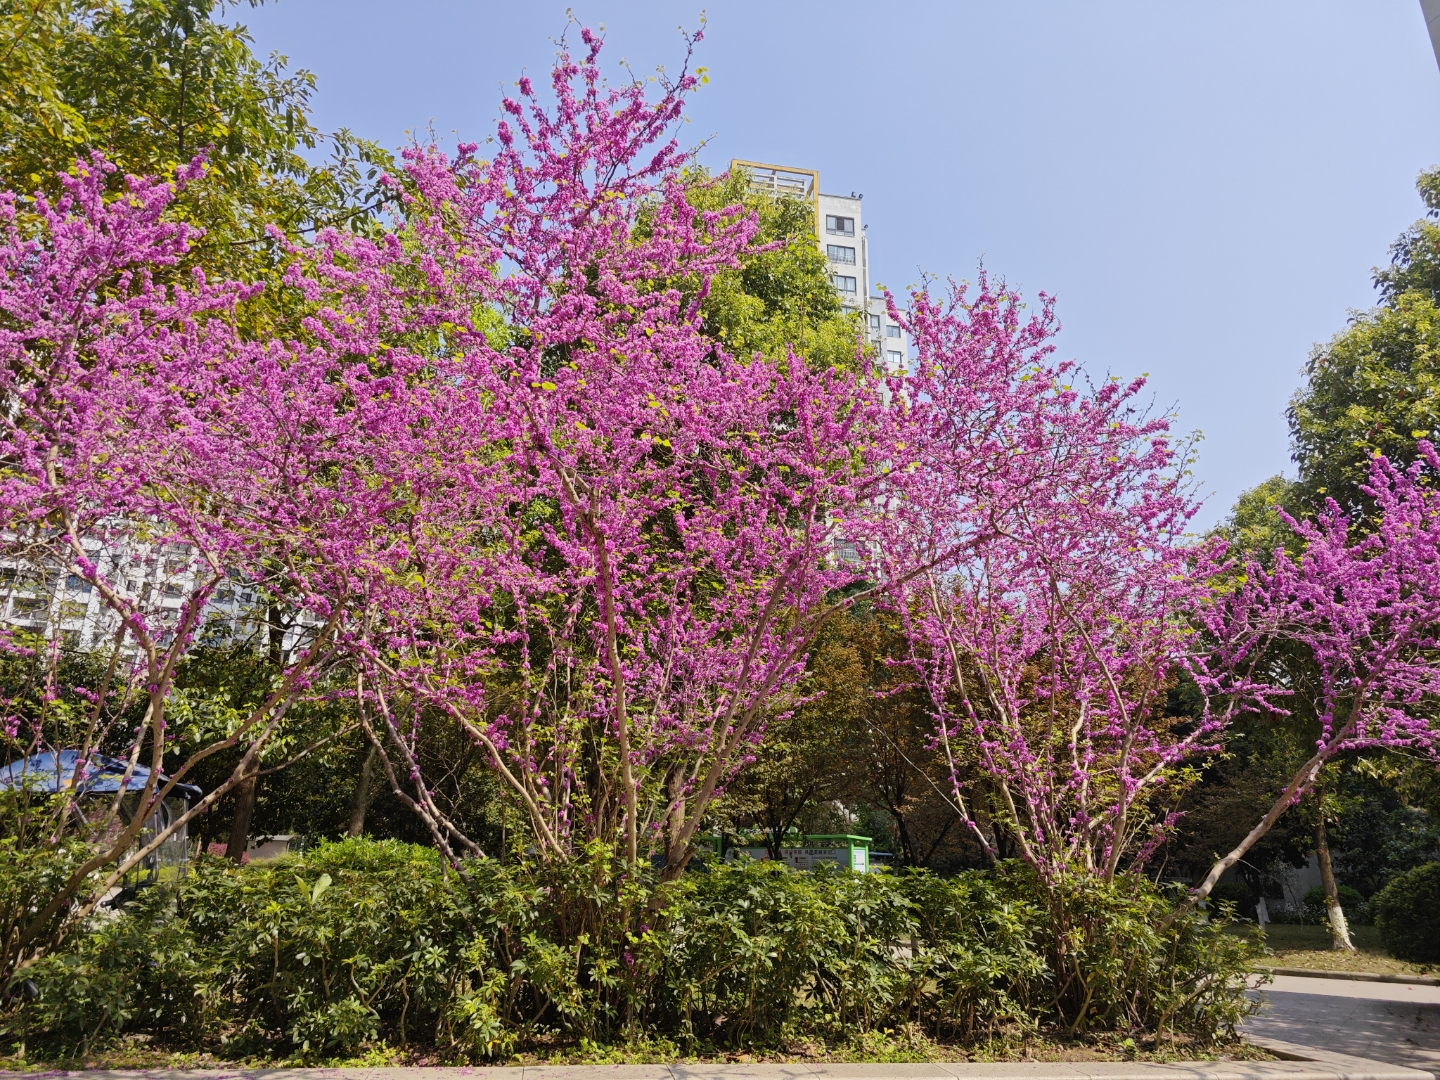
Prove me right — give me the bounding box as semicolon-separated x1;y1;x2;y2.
733;161;909;375
1;534;303;659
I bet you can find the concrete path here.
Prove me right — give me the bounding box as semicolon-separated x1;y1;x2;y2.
1244;974;1440;1073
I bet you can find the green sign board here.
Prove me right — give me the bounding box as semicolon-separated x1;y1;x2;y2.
701;833;872;872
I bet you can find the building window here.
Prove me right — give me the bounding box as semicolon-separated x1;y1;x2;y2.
869;314;881;331
886;324;901;338
826;244;856;264
833;274;857;294
66;573;92;593
825;214;855;236
3;567;47;592
887;349;904;368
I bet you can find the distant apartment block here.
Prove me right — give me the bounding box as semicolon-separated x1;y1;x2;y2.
0;534;305;657
731;160;909;374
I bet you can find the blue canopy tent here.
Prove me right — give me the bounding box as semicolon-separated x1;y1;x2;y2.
1;750;201;886
0;750;200;797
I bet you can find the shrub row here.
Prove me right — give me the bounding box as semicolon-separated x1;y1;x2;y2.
2;838;1259;1059
1260;885;1371;927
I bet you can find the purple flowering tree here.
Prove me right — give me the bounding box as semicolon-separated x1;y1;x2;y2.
0;147;474;972
329;33;920;875
1180;444;1440;912
875;279;1222;881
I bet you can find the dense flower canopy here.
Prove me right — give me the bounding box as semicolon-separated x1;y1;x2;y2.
0;29;1437;932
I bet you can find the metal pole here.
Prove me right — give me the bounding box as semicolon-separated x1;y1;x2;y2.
1422;0;1440;74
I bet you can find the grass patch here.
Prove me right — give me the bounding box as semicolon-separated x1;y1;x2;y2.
1228;923;1435;977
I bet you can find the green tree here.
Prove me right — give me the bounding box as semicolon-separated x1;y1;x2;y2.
823;607;987;871
1288;293;1440;515
1211;474;1301;562
715;619;867;859
0;0;394;287
0;1;88;164
1288;169;1440;516
686;167;869;371
1373;167;1440;305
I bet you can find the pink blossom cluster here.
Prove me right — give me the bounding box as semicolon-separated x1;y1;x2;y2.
874;279;1222;881
1182;445;1440;903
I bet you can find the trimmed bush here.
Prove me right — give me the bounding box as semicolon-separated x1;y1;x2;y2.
1301;884;1370;926
1373;861;1440;963
2;838;1262;1059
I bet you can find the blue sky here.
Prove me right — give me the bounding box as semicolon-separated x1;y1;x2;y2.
242;1;1440;526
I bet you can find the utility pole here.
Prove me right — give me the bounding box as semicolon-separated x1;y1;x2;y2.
1423;0;1440;73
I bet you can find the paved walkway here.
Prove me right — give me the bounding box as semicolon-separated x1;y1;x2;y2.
6;1056;1428;1080
1244;974;1440;1073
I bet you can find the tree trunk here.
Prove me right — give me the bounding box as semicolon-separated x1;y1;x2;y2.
345;744;379;838
919;814;958;867
1173;725;1347;922
973;802;1002;867
226;762;258;862
663;768;688;870
1316;810;1355;952
227;603;284;861
894;809;917;867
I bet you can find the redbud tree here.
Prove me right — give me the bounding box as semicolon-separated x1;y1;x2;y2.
874;280;1221;882
1179;445;1440;912
883;283;1440;893
331;34;932;876
0;149;471;974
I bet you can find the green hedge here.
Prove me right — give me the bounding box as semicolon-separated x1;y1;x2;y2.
1372;861;1440;964
2;838;1259;1059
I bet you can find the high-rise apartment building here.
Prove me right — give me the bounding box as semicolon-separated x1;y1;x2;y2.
0;536;303;658
731;161;909;375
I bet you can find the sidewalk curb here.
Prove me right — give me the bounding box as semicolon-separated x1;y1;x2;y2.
1260;966;1440;987
1245;1036;1434;1079
2;1039;1430;1080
